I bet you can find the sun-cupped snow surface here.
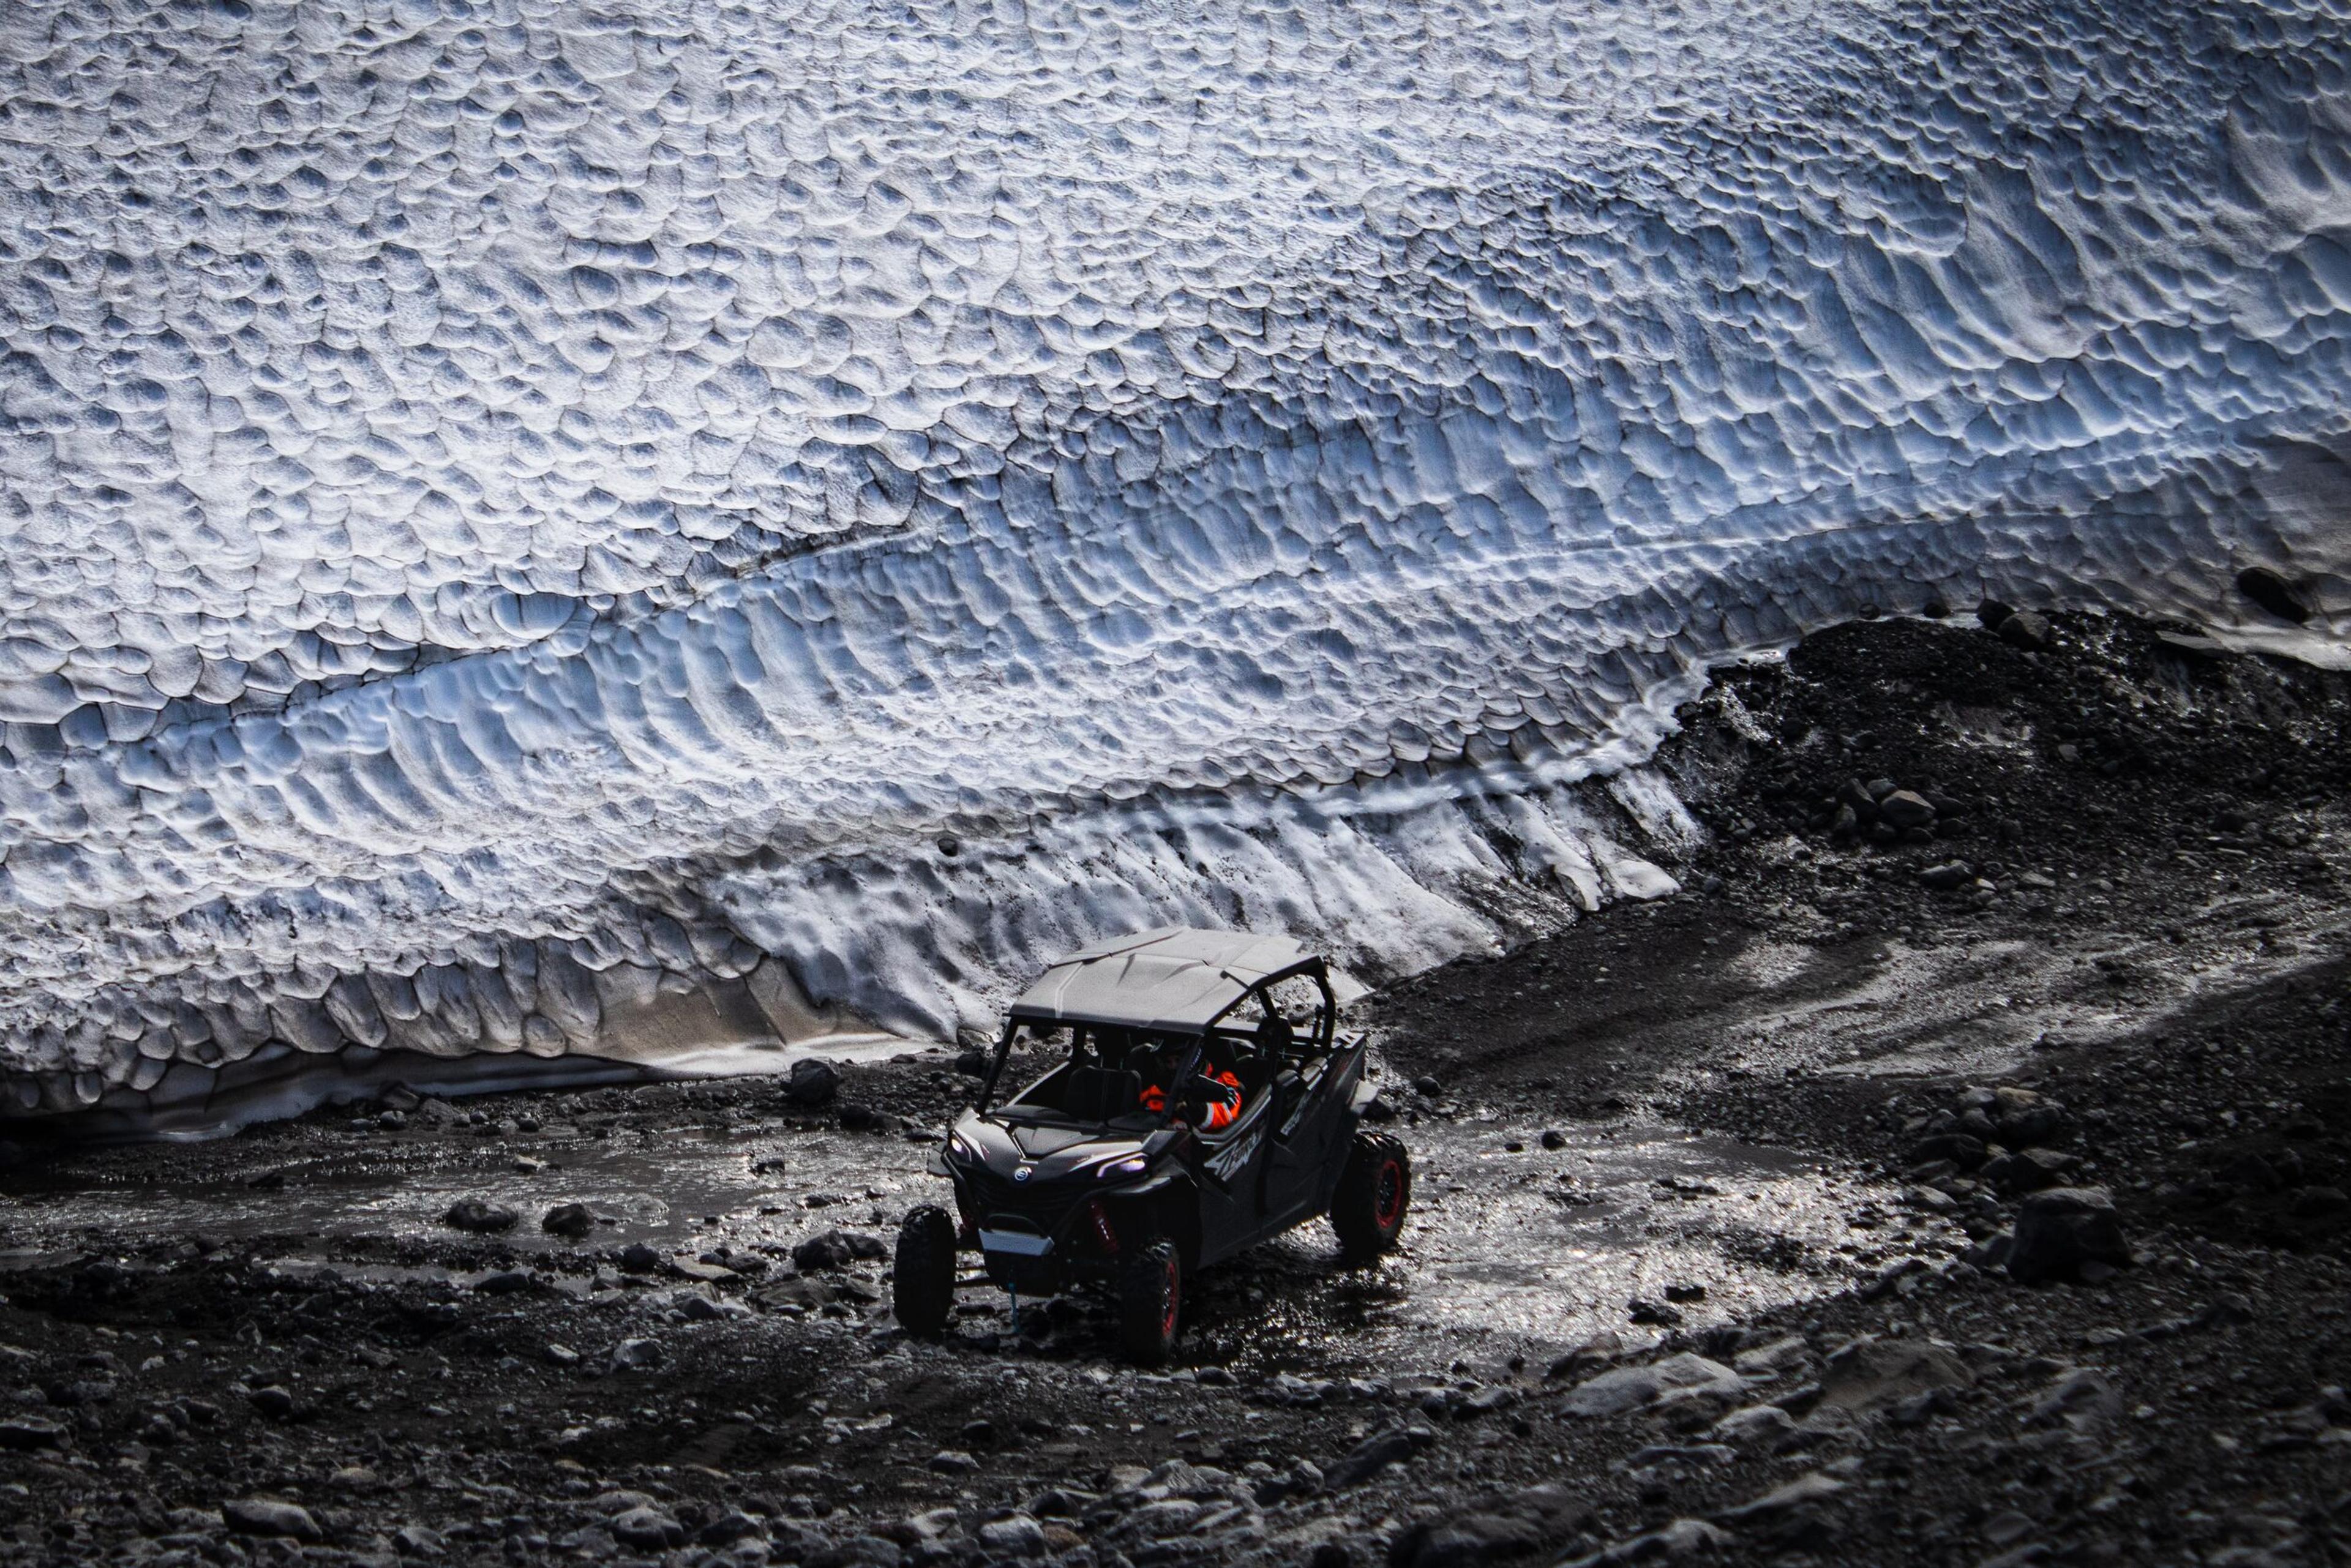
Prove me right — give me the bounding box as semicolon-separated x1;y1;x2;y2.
1;0;2349;1117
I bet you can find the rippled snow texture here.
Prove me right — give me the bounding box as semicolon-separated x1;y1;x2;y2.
2;0;2350;1114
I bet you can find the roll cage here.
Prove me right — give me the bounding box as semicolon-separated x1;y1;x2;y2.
975;956;1338;1129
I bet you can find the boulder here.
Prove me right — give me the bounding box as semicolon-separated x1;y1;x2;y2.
2028;1368;2121;1430
1387;1483;1593;1568
1992;1088;2071;1146
1817;1337;1973;1411
607;1338;663;1373
0;1416;62;1450
473;1269;535;1295
1323;1427;1422;1489
828;1536;904;1568
698;1511;765;1547
1981;1146;2075;1195
1709;1404;1797;1446
1730;1335;1810;1376
2008;1187;2131;1283
224;1499;323;1542
1545;1332;1635;1381
542;1202;597;1239
1905;1133;1987;1171
976;1515;1047;1558
441;1198;517;1234
610;1507;686;1551
1878;791;1937;830
2295;1187;2350;1216
1712;1471;1847;1550
246;1385;297;1420
793;1229;887;1271
1998;612;2052;650
1558;1518;1734;1566
784;1057;839;1108
1558;1353;1744;1417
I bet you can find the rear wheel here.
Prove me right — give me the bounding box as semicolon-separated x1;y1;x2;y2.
893;1205;958;1336
1332;1132;1412;1263
1117;1238;1183;1365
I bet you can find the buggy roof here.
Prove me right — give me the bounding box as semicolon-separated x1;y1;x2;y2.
1007;927;1322;1032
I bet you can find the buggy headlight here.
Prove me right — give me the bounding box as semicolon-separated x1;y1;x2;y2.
1098;1155;1149;1179
947;1131;978;1163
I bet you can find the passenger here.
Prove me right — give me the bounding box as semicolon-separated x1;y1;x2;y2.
1134;1040;1244;1131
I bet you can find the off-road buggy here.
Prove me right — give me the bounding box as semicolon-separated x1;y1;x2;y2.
893;927;1411;1363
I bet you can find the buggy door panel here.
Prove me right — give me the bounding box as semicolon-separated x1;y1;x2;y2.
1273;1040;1363;1221
1258;1061;1325;1225
1192;1093;1277;1264
1248;974;1344;1229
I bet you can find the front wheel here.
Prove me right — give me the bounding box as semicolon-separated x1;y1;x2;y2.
1332;1131;1412;1264
1118;1239;1183;1365
893;1205;958;1336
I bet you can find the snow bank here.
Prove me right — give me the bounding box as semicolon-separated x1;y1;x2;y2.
1;0;2348;1121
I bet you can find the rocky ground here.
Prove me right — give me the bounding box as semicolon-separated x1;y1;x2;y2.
2;609;2348;1567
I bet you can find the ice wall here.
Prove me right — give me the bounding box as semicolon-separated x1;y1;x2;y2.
2;0;2349;1120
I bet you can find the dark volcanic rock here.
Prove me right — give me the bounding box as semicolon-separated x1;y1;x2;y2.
0;1416;62;1450
224;1498;323;1542
541;1202;597;1239
792;1229;887;1270
1907;1132;1988;1170
441;1198;518;1233
607;1338;663;1373
1879;790;1937;830
1325;1427;1422;1490
392;1524;444;1555
699;1509;766;1546
1818;1337;1973;1411
2008;1187;2132;1283
610;1506;686;1550
1981;1146;2075;1195
785;1057;840;1108
246;1384;297;1420
1998;611;2053;650
1714;1471;1848;1551
1992;1088;2071;1146
1388;1483;1594;1568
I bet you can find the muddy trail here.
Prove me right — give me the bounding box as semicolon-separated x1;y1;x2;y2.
2;612;2348;1567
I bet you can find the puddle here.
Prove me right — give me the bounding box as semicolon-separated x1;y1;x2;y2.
4;1123;937;1255
1202;1122;1919;1368
5;1116;1938;1376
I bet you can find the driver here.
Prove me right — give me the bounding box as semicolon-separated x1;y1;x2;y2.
1133;1038;1244;1132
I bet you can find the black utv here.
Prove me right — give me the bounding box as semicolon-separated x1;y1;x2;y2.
893;927;1412;1364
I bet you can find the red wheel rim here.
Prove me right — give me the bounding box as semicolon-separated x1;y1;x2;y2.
1374;1157;1405;1228
1161;1256;1180;1338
